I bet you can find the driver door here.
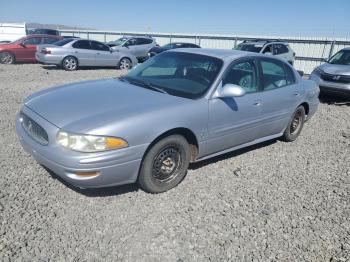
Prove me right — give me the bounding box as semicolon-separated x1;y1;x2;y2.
206;58;263;155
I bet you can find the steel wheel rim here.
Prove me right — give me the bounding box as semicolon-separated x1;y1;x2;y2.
1;53;13;64
65;58;76;70
290;111;302;135
152;146;181;183
120;59;131;70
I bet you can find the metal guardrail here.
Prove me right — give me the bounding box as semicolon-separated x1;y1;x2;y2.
59;30;350;74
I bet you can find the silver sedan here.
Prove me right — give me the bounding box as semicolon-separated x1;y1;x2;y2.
17;49;320;193
35;38;138;70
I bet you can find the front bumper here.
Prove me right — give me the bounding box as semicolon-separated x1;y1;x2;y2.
16;106;148;188
309;73;350;96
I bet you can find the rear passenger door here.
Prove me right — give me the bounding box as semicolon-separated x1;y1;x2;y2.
257;58;302;138
71;40;96;66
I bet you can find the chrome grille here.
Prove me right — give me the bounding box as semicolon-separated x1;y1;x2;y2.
321;73;350;84
20;113;48;145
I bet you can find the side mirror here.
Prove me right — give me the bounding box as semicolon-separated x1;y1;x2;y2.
321;58;328;63
109;47;113;53
215;83;246;98
19;43;26;47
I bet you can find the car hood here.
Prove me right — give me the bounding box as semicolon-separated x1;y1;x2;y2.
319;63;350;76
24;78;190;133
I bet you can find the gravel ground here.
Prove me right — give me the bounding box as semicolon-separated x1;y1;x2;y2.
0;64;349;262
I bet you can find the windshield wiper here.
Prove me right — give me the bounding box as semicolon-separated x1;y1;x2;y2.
121;77;168;94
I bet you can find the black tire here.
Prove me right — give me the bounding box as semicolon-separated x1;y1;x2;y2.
281;106;305;142
138;135;190;193
62;56;78;71
118;57;132;70
0;51;15;64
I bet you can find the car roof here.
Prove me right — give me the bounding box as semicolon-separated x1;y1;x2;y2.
240;40;288;45
167;48;259;60
123;35;153;39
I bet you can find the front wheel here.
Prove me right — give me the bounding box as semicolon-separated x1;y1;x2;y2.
281;106;305;142
0;52;15;64
138;135;190;193
118;57;132;70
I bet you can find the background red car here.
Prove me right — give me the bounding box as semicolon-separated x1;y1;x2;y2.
0;34;63;64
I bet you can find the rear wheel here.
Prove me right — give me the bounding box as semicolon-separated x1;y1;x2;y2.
0;52;15;64
282;106;305;142
138;135;190;193
118;57;132;70
62;56;78;71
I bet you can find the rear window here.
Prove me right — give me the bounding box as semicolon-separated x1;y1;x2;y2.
42;37;59;44
54;38;74;46
136;38;153;45
72;40;91;49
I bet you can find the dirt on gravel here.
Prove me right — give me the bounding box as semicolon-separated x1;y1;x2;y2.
0;64;349;261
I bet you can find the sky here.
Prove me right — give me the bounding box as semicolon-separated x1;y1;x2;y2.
1;0;349;38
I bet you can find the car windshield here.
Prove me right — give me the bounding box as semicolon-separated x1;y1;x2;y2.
124;52;223;99
162;43;175;49
234;43;263;53
328;50;350;65
53;39;74;46
112;37;129;46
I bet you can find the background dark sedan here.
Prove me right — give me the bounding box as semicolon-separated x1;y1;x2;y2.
148;42;200;57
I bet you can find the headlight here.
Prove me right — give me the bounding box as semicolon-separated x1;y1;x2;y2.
57;131;128;152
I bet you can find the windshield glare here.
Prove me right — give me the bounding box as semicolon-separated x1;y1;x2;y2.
125;52;223;99
234;43;263;53
112;37;128;46
328;50;350;65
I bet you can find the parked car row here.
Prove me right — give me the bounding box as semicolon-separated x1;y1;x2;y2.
0;33;349;96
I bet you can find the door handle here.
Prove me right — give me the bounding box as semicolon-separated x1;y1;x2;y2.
293;92;300;96
96;53;100;55
253;101;261;106
74;51;79;53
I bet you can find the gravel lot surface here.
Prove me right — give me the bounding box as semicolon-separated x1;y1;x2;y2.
1;64;349;261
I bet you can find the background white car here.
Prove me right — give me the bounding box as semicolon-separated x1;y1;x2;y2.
107;36;157;62
234;39;296;65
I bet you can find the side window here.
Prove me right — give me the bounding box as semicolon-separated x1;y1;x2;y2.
72;40;91;49
284;64;296;85
222;60;258;93
23;37;41;45
274;44;289;55
124;39;136;47
90;41;109;51
42;37;59;44
262;44;272;54
261;59;290;90
136;38;152;45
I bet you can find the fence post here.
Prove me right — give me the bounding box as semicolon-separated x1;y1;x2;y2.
170;34;172;43
234;36;238;48
104;33;106;43
198;36;201;46
328;40;336;59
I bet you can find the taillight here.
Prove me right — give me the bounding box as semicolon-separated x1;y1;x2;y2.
41;48;51;54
